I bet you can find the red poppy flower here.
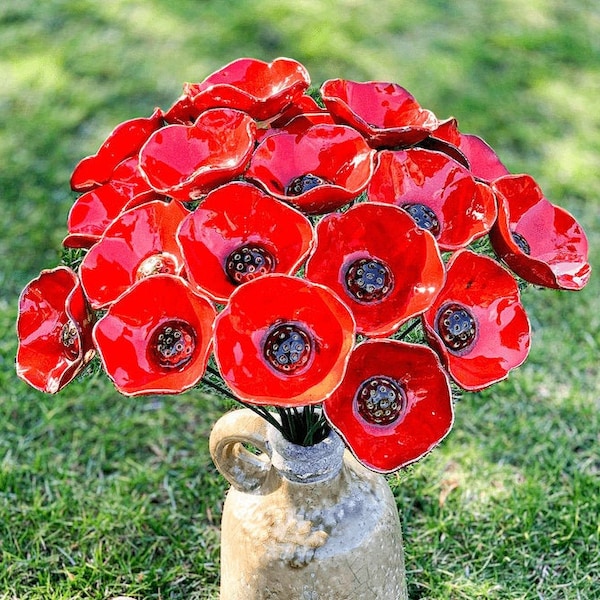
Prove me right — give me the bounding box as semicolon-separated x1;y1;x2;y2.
64;155;157;248
320;79;439;148
80;200;189;309
246;123;375;214
16;267;95;394
70;108;164;192
422;250;531;391
323;339;453;473
490;174;591;290
93;274;216;396
187;57;311;122
139;108;256;201
305;202;445;337
213;274;355;407
177;182;314;302
368;149;497;251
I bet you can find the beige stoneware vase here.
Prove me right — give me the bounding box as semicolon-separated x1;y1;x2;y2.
209;408;408;599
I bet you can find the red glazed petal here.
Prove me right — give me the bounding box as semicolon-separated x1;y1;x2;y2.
177;182;314;302
320;79;439;148
64;155;157;248
70;108;164;191
80;200;189;309
190;57;311;121
323;339;453;473
422;250;531;391
93;275;216;396
246;123;375;214
16;267;95;393
490;174;591;290
459;134;510;182
305;202;445;337
139;108;256;200
214;274;355;407
368;149;497;250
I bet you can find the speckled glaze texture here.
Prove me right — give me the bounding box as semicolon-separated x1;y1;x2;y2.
209;409;408;599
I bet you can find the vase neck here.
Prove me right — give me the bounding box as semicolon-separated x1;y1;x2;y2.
267;426;345;484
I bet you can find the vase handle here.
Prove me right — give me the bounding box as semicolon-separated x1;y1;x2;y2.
209;408;273;493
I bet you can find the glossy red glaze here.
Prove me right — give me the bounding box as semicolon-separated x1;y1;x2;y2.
70;108;164;191
246;123;375;214
422;250;531;391
213;274;355;407
459;134;510;181
368;149;497;250
16;267;95;393
177;182;314;302
93;274;216;396
490;174;591;290
65;156;156;248
256;111;335;143
320;79;438;148
323;340;453;473
188;57;311;121
305;202;445;337
139;108;256;200
80;200;188;308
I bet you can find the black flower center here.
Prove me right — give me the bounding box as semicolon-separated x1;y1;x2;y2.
225;243;276;285
150;320;196;369
136;253;178;280
344;258;393;303
263;323;312;374
355;376;405;426
436;303;477;353
286;173;331;196
60;321;80;359
402;203;441;237
511;231;531;255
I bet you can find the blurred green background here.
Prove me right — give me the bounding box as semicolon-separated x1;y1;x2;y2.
1;1;598;598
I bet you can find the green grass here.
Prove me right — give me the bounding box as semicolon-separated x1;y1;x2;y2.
1;0;599;598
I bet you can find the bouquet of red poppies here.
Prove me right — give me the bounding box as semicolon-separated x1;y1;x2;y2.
16;57;590;473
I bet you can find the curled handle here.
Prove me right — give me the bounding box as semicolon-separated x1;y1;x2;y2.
209;408;273;493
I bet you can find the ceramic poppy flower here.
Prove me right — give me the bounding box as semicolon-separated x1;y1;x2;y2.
320;79;439;148
16;267;95;394
246;123;375;214
213;274;355;407
80;199;189;309
93;274;216;396
64;155;157;248
70;108;164;192
187;57;311;122
323;339;453;473
368;149;497;251
490;174;591;290
177;182;314;302
305;202;445;337
139;108;256;201
422;250;531;391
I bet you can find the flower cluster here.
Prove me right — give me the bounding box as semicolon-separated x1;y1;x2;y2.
17;57;590;473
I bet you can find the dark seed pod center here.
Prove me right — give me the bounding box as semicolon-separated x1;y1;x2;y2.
436;303;477;353
511;231;531;255
286;173;330;196
150;320;196;369
356;376;405;426
264;323;312;374
345;258;393;303
225;243;276;285
402;203;441;237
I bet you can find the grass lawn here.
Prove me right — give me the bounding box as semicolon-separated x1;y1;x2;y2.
1;1;599;598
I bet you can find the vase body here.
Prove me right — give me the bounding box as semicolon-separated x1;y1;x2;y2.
209;409;408;600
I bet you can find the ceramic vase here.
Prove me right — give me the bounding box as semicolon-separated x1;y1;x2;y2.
209;408;408;599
